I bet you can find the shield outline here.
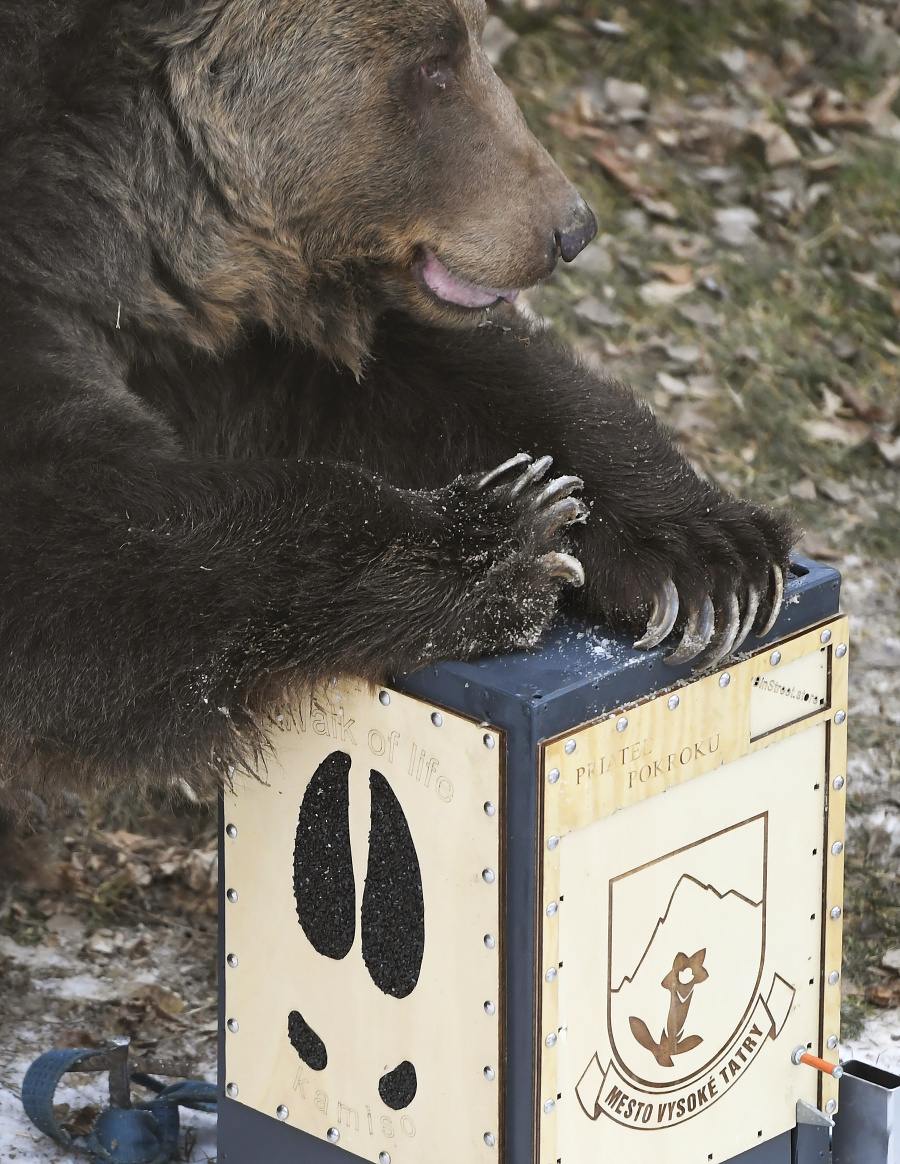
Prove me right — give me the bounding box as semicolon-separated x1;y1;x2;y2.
606;813;768;1091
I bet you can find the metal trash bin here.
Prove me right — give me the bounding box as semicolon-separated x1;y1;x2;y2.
833;1060;900;1164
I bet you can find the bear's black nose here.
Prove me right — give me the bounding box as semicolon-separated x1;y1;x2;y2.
555;198;598;263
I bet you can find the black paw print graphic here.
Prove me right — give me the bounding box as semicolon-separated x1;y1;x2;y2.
288;750;424;1110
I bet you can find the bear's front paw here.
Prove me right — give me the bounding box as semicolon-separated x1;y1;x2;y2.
445;452;588;652
626;495;794;669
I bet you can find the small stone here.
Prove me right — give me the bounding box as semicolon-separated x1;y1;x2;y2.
883;948;900;973
657;371;687;395
574;297;624;327
719;48;748;75
639;280;694;306
819;478;856;505
678;302;723;329
789;478;817;502
604;78;649;111
713;206;760;247
481;16;518;67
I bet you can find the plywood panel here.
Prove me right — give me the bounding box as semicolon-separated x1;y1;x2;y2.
224;682;503;1164
538;618;849;1164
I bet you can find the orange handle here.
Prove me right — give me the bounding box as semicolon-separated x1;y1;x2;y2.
795;1050;843;1078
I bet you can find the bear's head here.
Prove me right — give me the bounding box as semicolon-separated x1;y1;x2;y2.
158;0;596;367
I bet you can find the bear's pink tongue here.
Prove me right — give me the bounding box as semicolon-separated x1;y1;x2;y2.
420;249;519;308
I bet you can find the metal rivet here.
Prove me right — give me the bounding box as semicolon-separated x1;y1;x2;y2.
564;739;576;754
548;768;560;784
431;712;443;726
327;1128;340;1144
719;673;731;688
833;775;845;791
483;733;495;749
827;1036;839;1050
547;902;558;917
379;1154;392;1164
546;967;558;983
379;691;390;705
668;695;680;710
226;888;238;903
821;628;833;644
277;1105;289;1121
832;841;844;856
770;650;782;666
484;1001;496;1016
225;824;237;839
616;716;628;733
484;801;496;817
226;954;238;968
484;1133;496;1148
482;869;496;884
834;710;846;725
546;1033;558;1048
830;906;842;920
547;835;559;851
226;1083;239;1098
544;1099;556;1114
484;934;496;949
226;1018;239;1033
835;643;847;659
484;1067;495;1081
828;970;840;986
825;1100;836;1115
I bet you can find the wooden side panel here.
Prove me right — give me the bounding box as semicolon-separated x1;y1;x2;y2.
538;618;848;1164
224;682;503;1164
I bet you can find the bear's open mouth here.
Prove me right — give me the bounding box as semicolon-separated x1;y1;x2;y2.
416;248;520;309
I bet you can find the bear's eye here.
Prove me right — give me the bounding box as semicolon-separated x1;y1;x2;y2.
420;58;452;91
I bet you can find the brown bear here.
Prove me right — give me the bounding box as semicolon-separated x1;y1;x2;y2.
0;0;793;807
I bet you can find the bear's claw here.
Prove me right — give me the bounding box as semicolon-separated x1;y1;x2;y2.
754;563;784;638
701;592;742;669
533;475;584;509
733;583;762;653
509;454;554;497
542;551;585;588
633;578;679;651
476;452;532;491
664;595;716;666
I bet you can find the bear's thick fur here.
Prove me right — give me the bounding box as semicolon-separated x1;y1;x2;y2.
0;0;794;806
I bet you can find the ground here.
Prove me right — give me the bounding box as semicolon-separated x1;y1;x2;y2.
1;0;899;1159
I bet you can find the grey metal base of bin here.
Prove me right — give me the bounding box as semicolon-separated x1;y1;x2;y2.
832;1060;900;1164
218;555;845;1164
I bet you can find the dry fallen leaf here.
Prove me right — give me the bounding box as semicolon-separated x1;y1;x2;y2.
639;280;696;306
651;262;693;285
801;418;870;447
592;147;641;192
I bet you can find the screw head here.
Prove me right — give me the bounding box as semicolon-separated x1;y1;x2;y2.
832;841;844;856
546;1033;558;1048
719;673;731;688
547;835;559;851
835;643;847;659
327;1128;340;1144
770;650;782;666
484;934;496;950
548;768;560;784
226;1083;239;1098
431;712;443;726
544;1099;556;1114
483;1133;496;1148
226;953;238;968
484;801;496;817
276;1105;289;1121
821;628;833;645
482;868;496;884
380;1154;392;1164
483;1066;495;1081
830;906;842;920
226;888;238;903
564;739;576;754
825;1099;837;1115
827;1035;839;1050
225;824;237;839
546;967;558;983
547;902;558;917
833;775;845;791
226;1018;239;1033
483;733;495;749
616;717;628;733
668;695;680;710
378;690;391;706
834;710;846;725
484;1001;496;1016
828;970;841;986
